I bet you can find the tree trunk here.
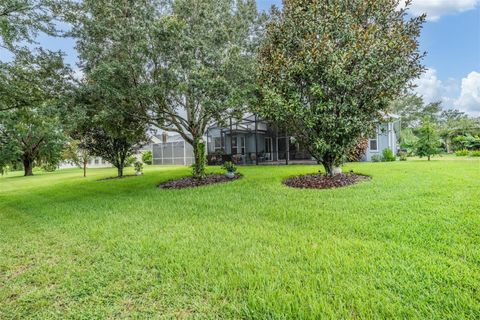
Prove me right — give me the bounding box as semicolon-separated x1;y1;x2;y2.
117;166;124;178
322;161;335;177
83;161;87;177
23;156;33;176
428;155;431;161
192;138;206;179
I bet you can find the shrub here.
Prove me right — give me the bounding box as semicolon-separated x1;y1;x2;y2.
470;150;480;157
126;155;136;167
347;138;369;162
371;154;383;162
142;151;153;165
134;161;143;174
455;149;469;157
382;148;396;162
398;151;408;161
41;162;58;172
222;161;237;173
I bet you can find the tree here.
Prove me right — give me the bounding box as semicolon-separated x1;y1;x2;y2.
256;0;425;176
63;139;92;177
390;94;442;129
146;0;263;179
70;0;151;178
415;121;440;161
0;50;70;176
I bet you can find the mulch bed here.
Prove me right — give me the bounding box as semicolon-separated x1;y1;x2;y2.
158;173;241;189
98;174;138;181
283;173;370;189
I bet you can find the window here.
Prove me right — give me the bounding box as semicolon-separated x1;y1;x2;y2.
214;137;223;151
232;136;245;155
369;133;378;151
94;158;100;165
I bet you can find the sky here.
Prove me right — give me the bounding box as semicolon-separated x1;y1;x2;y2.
34;0;480;116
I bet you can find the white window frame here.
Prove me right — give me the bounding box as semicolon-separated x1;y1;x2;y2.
369;132;379;152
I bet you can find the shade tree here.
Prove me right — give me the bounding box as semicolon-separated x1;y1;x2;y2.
256;0;425;176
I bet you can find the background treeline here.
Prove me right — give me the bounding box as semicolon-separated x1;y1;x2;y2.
391;94;480;158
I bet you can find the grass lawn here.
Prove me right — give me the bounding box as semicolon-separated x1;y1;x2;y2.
1;161;479;319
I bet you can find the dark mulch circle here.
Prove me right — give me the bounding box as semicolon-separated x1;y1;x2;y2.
98;174;139;181
158;173;242;189
284;173;370;189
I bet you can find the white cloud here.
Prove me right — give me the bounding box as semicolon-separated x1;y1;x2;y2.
455;71;480;115
414;68;480;116
414;68;457;104
405;0;479;21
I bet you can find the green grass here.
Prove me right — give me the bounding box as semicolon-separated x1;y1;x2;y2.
1;161;479;319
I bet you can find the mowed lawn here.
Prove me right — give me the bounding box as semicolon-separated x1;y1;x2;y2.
0;161;479;319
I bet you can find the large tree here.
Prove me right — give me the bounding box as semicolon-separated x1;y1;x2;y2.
70;0;151;178
147;0;263;178
0;50;70;175
256;0;425;176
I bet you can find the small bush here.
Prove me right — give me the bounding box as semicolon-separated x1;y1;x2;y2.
470;150;480;157
134;161;143;174
222;161;237;173
41;162;58;172
382;148;396;162
455;149;469;157
126;155;136;166
142;151;153;165
371;154;383;162
398;151;407;161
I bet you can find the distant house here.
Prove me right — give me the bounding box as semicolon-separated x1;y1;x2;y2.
205;114;400;164
65;115;400;169
58;135;160;170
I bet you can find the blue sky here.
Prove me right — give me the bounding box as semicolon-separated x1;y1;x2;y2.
35;0;480;115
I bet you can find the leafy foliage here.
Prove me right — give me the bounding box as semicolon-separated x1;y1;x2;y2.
146;0;263;178
142;151;153;165
0;0;65;55
222;161;237;173
70;0;151;177
346;138;368;162
134;160;143;174
0;50;70;176
455;149;469;157
452;134;480;151
414;121;440;160
256;0;425;176
63;139;92;177
382;148;396;162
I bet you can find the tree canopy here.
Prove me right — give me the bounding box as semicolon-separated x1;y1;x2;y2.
0;50;70;175
146;0;264;178
69;0;152;177
256;0;425;175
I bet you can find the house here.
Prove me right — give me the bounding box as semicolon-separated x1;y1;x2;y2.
363;114;401;161
58;135;160;170
206;114;400;164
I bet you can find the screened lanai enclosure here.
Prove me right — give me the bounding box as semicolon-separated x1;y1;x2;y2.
152;135;194;165
206;114;313;165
